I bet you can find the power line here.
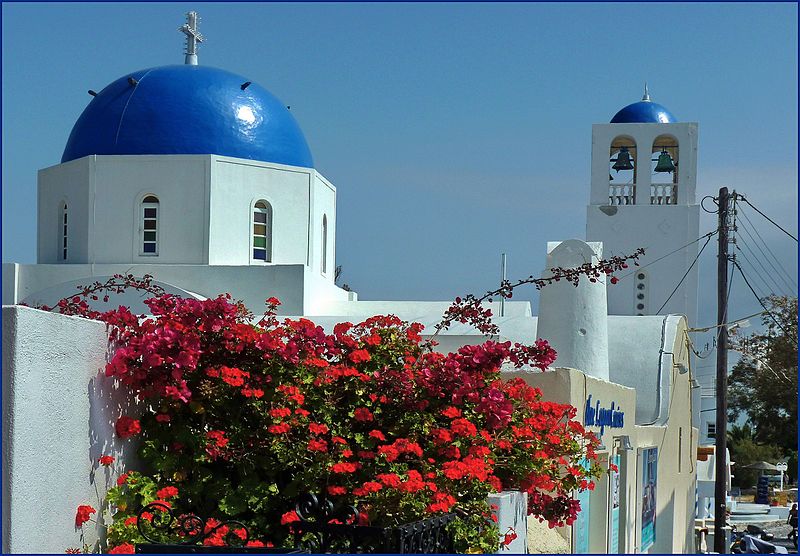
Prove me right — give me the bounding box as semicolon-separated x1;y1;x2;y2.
737;205;798;292
733;260;798;346
739;196;798;242
735;234;792;297
655;232;714;314
616;230;718;281
734;243;777;300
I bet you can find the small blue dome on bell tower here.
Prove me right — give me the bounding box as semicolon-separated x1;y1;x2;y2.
610;84;677;124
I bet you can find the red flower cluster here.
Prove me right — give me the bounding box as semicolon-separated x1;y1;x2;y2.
67;281;607;552
115;416;141;439
98;455;115;466
75;505;95;527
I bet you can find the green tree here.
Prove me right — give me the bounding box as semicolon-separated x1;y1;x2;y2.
728;436;784;489
728;296;798;453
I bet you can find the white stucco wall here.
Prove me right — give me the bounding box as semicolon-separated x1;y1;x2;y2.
311;172;337;280
507;367;639;554
537;240;610;381
589;122;698;206
586;122;700;326
38;157;92;264
36;154;337;271
39;155;210;265
2;262;356;317
2;306;134;554
606;315;686;426
209;157;312;266
507;365;696;554
586;204;700;325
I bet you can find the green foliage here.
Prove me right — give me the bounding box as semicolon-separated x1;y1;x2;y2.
728;296;798;453
727;435;785;489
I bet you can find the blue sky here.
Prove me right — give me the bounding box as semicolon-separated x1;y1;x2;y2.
2;3;797;355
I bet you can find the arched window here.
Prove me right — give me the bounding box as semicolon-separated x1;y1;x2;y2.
252;201;272;262
141;195;159;255
60;202;68;261
321;214;328;274
608;136;637;205
651;135;679;205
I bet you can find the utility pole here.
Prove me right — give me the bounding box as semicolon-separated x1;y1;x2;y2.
714;186;731;553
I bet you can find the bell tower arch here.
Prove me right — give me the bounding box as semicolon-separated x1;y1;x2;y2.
586;88;700;325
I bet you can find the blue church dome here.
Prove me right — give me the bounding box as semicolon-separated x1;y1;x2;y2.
62;65;313;167
610;98;677;124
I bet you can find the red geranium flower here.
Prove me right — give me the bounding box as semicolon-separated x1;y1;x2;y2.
307;439;329;452
109;543;135;554
368;430;386;441
269;407;292;419
116;473;129;486
441;406;462;419
115;416;141;439
309;422;329;435
75;504;95;527
98;455;114;466
354;407;374;422
280;510;300;525
450;418;478;437
349;349;371;363
156;486;179;499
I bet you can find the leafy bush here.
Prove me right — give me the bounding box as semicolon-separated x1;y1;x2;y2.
85;293;602;552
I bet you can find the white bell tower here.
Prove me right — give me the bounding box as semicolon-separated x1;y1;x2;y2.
586;88;700;325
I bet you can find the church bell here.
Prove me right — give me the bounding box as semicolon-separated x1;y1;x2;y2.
611;147;634;172
654;149;675;173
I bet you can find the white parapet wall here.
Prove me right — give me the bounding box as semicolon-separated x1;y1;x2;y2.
2;306;132;554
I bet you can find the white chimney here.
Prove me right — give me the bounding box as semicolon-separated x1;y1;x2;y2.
536;239;610;381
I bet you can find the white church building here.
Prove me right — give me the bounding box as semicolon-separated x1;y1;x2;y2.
3;13;710;554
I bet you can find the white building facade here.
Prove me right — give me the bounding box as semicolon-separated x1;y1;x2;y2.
1;21;702;554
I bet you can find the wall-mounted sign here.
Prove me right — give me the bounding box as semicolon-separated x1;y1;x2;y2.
584;395;625;435
640;447;658;552
610;455;621;553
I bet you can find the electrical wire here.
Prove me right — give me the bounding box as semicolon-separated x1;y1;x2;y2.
739;196;798;242
615;230;718;282
735;233;791;297
687;310;767;332
737;205;798;292
655;233;713;314
733;260;798;346
734;244;775;300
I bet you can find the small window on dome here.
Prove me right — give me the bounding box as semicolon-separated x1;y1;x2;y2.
141;196;159;256
252;201;272;262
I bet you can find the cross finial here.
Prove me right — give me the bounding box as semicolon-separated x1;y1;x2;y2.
642;82;651;102
179;11;204;65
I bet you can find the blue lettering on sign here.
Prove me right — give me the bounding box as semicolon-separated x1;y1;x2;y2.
584;395;624;436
